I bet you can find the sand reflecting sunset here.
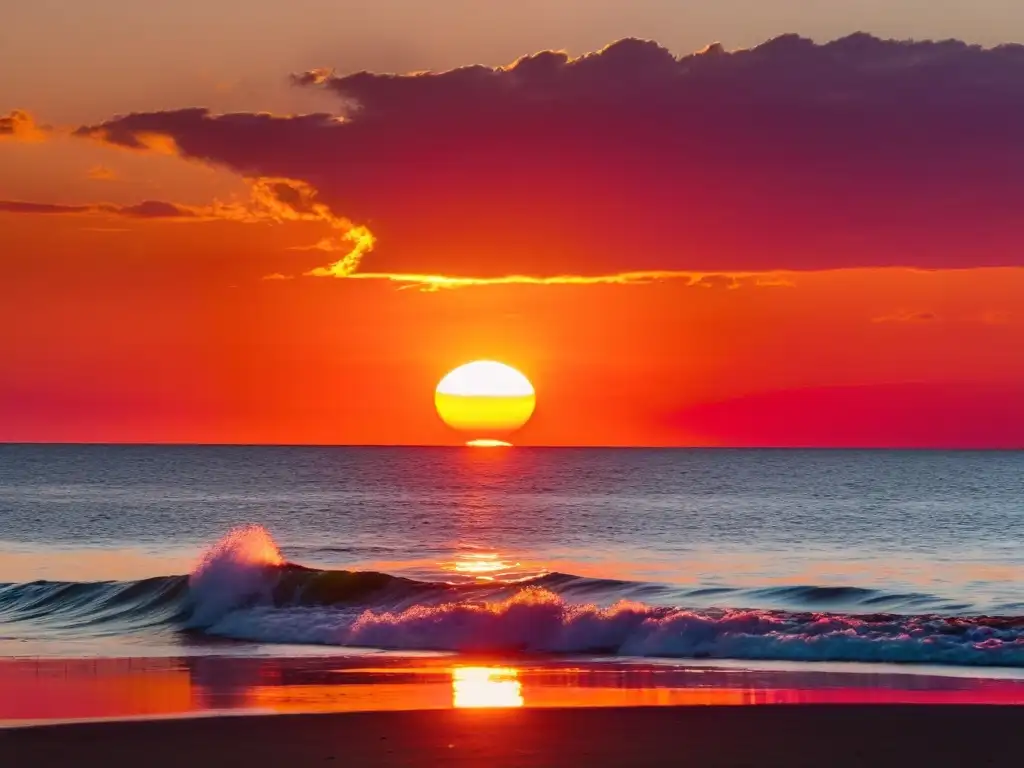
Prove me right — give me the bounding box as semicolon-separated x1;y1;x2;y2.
451;667;524;709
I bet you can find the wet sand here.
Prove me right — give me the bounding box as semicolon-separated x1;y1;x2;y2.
5;655;1024;725
3;705;1022;767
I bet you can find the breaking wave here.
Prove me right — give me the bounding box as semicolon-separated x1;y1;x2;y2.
2;526;1022;667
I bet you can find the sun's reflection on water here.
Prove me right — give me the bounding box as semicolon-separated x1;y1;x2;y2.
6;657;1024;725
451;552;519;577
451;666;524;708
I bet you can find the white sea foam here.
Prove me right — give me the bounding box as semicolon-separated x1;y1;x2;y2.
186;524;284;628
199;585;1024;667
181;528;1024;667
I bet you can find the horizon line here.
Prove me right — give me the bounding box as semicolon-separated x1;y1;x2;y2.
0;441;1021;452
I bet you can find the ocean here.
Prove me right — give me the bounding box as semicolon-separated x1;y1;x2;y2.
1;444;1023;667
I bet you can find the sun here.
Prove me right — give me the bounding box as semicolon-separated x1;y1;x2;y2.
435;361;536;442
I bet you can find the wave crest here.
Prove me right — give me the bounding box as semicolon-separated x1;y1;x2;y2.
202;585;1024;667
3;527;1023;668
187;524;285;627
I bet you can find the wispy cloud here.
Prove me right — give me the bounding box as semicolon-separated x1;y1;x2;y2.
873;309;940;324
302;226;377;277
2;176;378;281
87;166;117;181
975;310;1012;325
0;176;369;239
269;269;793;291
0;199;199;219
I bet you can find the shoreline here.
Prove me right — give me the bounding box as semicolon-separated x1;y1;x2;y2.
4;706;1022;767
4;654;1024;727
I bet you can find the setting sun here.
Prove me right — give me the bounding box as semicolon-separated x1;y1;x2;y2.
435;361;536;442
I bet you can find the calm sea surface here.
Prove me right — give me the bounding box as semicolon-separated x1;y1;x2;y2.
1;445;1022;665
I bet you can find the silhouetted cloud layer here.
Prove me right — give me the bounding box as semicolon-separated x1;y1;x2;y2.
0;178;372;257
74;35;1024;275
0;200;198;218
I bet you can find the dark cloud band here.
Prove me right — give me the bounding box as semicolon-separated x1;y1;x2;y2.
0;200;197;218
73;34;1024;275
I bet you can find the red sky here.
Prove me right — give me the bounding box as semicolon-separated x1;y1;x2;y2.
2;32;1024;447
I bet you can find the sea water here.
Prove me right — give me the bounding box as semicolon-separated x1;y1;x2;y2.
1;445;1022;665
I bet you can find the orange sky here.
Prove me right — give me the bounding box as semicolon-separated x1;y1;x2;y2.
2;205;1021;446
3;33;1024;447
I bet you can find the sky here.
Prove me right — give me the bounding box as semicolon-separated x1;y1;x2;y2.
3;1;1024;447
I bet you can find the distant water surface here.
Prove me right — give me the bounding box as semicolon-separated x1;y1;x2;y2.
0;445;1022;665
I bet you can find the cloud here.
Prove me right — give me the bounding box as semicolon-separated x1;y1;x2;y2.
0;199;198;219
1;176;365;240
73;34;1024;277
977;310;1013;325
290;68;334;87
2;176;378;276
0;110;47;142
872;309;940;323
872;309;1021;325
302;226;376;277
120;200;200;218
321;268;745;290
264;268;790;291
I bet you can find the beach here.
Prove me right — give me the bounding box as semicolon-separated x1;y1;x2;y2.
2;447;1022;765
4;705;1023;767
2;655;1023;766
4;655;1024;725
